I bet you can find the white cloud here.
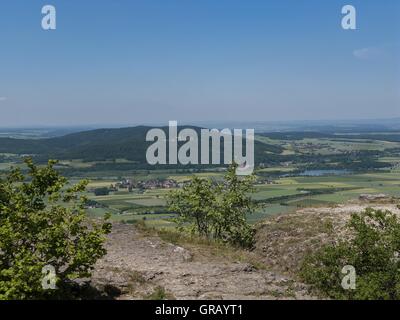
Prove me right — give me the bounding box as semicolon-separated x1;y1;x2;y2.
353;46;386;60
0;97;7;102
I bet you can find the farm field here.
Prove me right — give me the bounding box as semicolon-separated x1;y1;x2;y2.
86;168;400;228
1;129;400;230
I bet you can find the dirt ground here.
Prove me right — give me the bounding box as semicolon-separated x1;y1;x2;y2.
90;202;399;300
91;223;313;300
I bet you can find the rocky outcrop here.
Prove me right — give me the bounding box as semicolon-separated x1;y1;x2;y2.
254;203;400;274
91;224;314;300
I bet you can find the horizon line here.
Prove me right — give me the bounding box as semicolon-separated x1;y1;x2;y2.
1;116;400;130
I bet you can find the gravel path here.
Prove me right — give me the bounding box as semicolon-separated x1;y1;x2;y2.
91;224;313;300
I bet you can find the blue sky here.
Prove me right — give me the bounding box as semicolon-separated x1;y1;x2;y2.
0;0;399;126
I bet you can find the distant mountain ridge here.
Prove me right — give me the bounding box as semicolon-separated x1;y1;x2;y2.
0;126;283;165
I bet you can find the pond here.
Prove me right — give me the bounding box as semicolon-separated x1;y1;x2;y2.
298;169;352;176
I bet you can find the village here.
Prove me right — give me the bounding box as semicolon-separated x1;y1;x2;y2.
113;178;179;191
88;178;181;198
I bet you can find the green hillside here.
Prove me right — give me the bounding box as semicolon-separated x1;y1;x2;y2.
0;126;283;168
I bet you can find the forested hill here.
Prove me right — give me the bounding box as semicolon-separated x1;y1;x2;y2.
0;126;283;164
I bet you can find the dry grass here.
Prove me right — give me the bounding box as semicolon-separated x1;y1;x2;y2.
135;220;268;271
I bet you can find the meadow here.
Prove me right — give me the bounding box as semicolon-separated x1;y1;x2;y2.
85;167;400;228
2;129;400;229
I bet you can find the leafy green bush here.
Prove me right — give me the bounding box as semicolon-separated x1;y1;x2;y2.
166;163;256;248
300;208;400;300
94;187;110;196
0;158;111;299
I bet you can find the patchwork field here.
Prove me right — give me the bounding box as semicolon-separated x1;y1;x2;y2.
86;169;400;228
1;129;399;230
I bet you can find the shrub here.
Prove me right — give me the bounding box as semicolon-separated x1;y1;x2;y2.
0;158;111;299
94;187;110;196
166;163;256;248
300;208;400;300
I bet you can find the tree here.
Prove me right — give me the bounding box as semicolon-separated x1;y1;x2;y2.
217;164;256;247
167;177;216;238
166;163;257;247
300;208;400;299
94;187;110;196
0;158;111;299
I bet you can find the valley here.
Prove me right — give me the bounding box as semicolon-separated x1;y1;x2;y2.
1;123;400;300
1;125;399;228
